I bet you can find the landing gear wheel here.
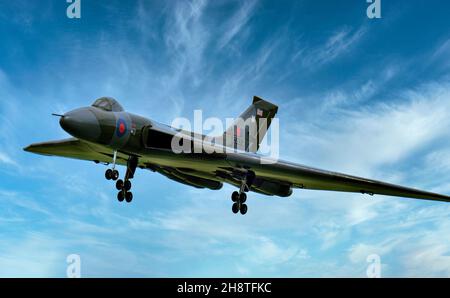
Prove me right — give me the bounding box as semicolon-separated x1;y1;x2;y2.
112;170;119;181
125;192;133;203
232;203;239;214
239;192;247;203
231;191;239;202
117;191;124;202
116;179;124;190
111;155;138;204
105;169;113;180
124;180;132;191
240;204;248;215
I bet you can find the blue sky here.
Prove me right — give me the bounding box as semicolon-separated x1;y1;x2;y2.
1;0;450;277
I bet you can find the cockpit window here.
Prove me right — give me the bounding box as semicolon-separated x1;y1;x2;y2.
92;97;124;112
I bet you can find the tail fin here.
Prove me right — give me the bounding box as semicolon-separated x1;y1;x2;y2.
223;96;278;153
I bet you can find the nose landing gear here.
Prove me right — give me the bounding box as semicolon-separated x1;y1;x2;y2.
105;150;119;181
105;168;119;180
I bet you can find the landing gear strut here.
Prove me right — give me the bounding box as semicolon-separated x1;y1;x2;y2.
115;155;138;203
231;171;254;215
105;150;119;181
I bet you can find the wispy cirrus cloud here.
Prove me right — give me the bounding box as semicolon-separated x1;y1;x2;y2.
295;26;367;69
0;152;17;166
163;0;209;86
431;38;450;69
283;79;450;176
217;0;258;49
346;205;450;277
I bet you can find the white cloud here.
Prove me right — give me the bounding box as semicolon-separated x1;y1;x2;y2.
0;151;17;166
218;0;258;49
431;38;450;69
164;0;209;87
346;216;450;277
426;150;450;167
348;239;399;264
402;244;450;277
284;81;450;177
319;64;401;110
298;26;366;69
276;79;450;271
0;190;51;216
246;236;309;266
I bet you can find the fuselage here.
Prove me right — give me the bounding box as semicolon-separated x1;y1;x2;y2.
59;103;255;162
59;105;238;173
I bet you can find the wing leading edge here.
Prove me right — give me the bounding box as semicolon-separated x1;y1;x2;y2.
23;138;128;166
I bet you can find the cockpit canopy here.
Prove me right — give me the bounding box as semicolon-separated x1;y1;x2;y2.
91;97;124;112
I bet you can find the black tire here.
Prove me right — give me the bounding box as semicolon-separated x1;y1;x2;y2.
232;203;239;214
105;169;112;180
125;192;133;203
117;191;124;202
112;170;119;181
124;180;132;191
239;192;247;203
116;179;124;190
231;191;239;202
240;204;248;215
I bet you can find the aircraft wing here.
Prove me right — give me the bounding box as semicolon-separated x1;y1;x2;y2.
225;153;450;203
23;139;450;203
23;138;129;165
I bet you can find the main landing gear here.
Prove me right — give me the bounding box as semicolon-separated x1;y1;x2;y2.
116;179;133;203
231;171;255;215
105;151;138;204
115;155;138;203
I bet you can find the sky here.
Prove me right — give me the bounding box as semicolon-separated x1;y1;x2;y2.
0;0;450;277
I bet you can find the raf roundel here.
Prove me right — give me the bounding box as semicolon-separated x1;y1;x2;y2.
116;118;127;137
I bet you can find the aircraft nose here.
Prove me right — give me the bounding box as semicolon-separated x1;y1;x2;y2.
60;108;101;141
